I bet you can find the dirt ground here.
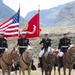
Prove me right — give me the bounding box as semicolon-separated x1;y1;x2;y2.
10;68;75;75
0;67;75;75
0;60;75;75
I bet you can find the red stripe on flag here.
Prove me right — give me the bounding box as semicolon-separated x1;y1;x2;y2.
0;8;20;38
5;30;18;33
4;34;18;38
0;18;12;27
8;25;19;28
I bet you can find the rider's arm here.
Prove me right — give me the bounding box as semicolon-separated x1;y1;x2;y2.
58;39;61;49
17;39;20;46
4;39;8;48
39;38;44;44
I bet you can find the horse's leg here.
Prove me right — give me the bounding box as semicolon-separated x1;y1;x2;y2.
41;68;43;75
22;68;25;75
63;67;66;75
19;67;21;75
28;68;31;75
54;66;56;75
69;68;72;75
58;66;60;75
45;70;48;75
15;70;17;75
49;69;52;75
8;71;10;75
8;68;12;75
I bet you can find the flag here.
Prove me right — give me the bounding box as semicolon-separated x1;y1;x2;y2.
21;12;40;38
0;8;20;38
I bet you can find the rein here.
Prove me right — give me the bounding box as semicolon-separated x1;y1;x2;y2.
22;53;31;70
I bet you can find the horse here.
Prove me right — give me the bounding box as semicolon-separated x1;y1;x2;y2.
1;46;20;75
41;49;56;75
52;49;59;75
15;46;33;75
63;45;75;75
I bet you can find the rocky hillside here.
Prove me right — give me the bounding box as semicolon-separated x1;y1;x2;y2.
25;5;65;26
55;1;75;26
25;1;75;26
0;1;25;28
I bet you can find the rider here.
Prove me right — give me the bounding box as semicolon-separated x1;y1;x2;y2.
0;32;8;57
38;32;51;67
17;31;36;70
17;31;30;55
58;32;71;68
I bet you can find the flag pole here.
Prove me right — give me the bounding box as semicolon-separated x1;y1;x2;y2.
37;4;41;58
18;4;21;38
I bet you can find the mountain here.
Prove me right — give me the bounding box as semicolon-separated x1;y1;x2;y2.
25;5;65;26
0;1;25;28
55;1;75;26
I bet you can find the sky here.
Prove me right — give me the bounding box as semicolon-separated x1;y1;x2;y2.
3;0;75;18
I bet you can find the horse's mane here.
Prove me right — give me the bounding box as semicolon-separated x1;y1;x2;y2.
3;50;12;58
44;49;54;59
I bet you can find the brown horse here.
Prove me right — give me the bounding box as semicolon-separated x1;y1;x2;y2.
63;45;75;75
52;50;59;75
15;46;33;75
41;49;56;75
1;46;20;75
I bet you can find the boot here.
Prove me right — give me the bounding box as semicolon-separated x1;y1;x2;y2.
31;60;36;70
59;57;63;68
38;57;42;68
11;66;15;71
15;62;20;70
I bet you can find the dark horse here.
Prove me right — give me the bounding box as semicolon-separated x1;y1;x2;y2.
63;45;75;75
53;45;75;75
41;49;56;75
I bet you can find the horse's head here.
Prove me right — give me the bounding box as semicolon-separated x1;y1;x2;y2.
68;44;74;50
11;46;20;62
68;45;75;61
24;46;33;62
45;49;56;65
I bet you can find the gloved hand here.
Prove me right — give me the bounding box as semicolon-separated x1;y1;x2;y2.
5;48;8;52
58;49;60;52
48;46;51;51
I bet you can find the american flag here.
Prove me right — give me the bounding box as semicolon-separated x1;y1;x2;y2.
0;8;20;38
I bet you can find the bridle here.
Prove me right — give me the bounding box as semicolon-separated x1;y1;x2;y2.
2;57;12;68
